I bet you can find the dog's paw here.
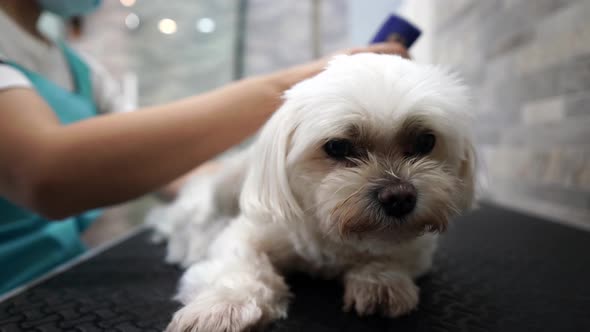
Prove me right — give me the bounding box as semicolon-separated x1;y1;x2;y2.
166;297;263;332
343;273;419;318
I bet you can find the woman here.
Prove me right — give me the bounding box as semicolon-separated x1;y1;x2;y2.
0;0;408;294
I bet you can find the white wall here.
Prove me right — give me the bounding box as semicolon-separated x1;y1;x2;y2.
347;0;403;46
395;0;435;63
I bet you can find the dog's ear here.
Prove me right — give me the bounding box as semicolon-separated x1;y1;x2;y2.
458;140;477;211
240;100;303;223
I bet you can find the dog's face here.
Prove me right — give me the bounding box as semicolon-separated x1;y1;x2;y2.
241;54;475;243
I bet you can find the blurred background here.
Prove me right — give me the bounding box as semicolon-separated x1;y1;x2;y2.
47;0;588;246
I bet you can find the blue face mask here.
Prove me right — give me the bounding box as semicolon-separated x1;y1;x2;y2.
37;0;102;18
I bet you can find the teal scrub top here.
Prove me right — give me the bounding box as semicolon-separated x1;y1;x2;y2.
0;42;102;295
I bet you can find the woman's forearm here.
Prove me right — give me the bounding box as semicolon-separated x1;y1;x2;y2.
26;69;315;218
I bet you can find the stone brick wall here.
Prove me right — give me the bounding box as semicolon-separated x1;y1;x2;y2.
428;0;590;228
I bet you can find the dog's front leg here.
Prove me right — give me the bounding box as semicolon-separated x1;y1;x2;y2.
342;262;419;318
166;247;290;332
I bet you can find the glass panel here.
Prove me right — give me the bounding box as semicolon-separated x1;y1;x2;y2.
74;0;241;107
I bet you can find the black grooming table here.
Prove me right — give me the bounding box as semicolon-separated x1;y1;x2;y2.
1;203;590;332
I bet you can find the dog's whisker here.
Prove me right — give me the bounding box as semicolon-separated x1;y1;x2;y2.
301;182;355;215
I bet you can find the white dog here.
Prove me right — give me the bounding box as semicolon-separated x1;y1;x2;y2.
148;53;476;332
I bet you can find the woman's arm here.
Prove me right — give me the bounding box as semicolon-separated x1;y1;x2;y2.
0;42;408;219
0;71;294;219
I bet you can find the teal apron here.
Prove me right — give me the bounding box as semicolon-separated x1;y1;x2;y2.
0;43;101;295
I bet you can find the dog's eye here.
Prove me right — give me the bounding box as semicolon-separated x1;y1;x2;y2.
323;139;354;160
413;133;436;155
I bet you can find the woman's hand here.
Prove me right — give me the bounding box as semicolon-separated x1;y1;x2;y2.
341;41;410;58
267;41;409;93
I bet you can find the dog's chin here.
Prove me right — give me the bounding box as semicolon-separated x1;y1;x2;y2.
327;207;452;243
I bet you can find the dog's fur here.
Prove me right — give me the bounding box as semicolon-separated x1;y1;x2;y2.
148;53;475;332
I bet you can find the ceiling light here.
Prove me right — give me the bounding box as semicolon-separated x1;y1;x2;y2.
158;18;177;35
196;17;215;33
125;13;140;30
120;0;136;7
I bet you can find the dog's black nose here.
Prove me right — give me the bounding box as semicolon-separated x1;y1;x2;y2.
377;182;417;217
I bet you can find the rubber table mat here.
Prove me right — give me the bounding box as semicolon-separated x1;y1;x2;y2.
1;203;589;331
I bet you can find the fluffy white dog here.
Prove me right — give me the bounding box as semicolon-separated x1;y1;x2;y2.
148;53;476;332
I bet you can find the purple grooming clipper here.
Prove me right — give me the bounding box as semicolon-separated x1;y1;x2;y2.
371;14;421;48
